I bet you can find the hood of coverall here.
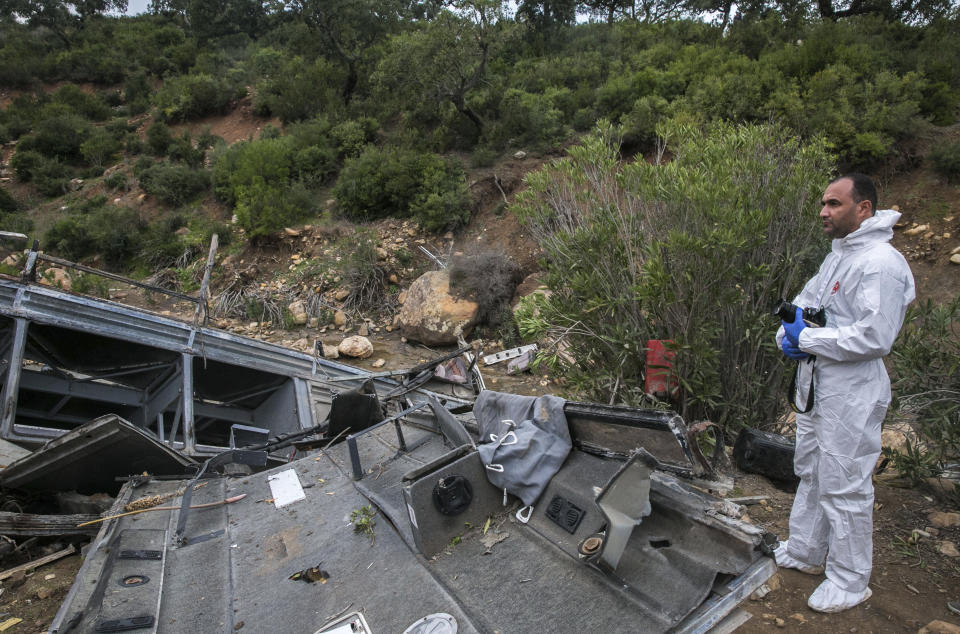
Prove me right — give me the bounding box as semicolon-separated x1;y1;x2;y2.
830;208;899;254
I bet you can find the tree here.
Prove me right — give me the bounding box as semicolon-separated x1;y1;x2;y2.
516;0;578;34
286;0;409;103
148;0;274;38
812;0;954;21
0;0;128;45
376;2;509;136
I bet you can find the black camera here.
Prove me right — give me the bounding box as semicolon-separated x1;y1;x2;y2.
772;299;826;327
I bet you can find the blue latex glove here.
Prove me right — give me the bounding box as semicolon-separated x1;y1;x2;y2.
781;337;810;360
782;306;806;346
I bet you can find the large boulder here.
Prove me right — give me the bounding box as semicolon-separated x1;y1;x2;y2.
398;270;479;346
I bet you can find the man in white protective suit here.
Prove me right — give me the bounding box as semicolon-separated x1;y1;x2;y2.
773;173;915;613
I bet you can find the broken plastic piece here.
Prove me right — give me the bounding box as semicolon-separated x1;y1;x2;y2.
594;449;658;571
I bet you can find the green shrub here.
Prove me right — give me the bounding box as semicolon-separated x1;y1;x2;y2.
50;84;112;121
10;150;44;182
0;188;17;214
333;146;471;231
104;171;129;191
133;156;155;176
409;158;471;232
929;140;960;182
81;129;123;169
154;73;239;122
169;133;206;168
46;216;95;260
15;114;92;161
31;157;72;197
124;70;152;115
493;88;567;149
72;273;111;298
147;122;174;156
234;181;315;238
139;163;211;206
0;188;31;233
46;204;144;269
253;57;343;123
887;296;960;500
331;118;378;158
139;214;189;270
512;120;832;431
125;134;145;155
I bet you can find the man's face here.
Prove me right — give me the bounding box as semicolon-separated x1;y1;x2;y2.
819;178;871;239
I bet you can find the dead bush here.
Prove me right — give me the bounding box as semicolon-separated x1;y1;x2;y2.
448;250;521;328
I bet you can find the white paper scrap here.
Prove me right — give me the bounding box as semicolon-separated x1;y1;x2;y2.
267;469;306;508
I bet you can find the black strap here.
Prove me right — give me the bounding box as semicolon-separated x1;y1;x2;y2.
788;357;816;414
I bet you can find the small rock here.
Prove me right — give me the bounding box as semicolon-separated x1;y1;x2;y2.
789;613;806;624
358;322;369;337
284;227;300;237
321;343;339;359
333;310;347;327
397;291;407;305
950;245;960;255
36;586;51;600
371;358;386;368
775;617;785;627
389;273;400;285
334;289;350;301
338;335;373;358
919;620;960;634
762;613;776;620
929;511;960;528
376;247;388;260
950;254;960;265
927;526;940;536
937;541;960;557
287;300;307;326
766;573;782;591
513;150;527;159
308;317;319;328
904;224;929;236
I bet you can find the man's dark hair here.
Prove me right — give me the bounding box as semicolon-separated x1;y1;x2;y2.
833;173;877;215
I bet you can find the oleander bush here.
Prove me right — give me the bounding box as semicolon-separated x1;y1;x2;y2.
513;120;832;432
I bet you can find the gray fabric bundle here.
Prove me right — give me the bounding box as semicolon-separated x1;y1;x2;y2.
473;390;571;507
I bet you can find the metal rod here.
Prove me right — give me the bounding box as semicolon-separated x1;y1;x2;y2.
74;361;173;383
33;253;200;304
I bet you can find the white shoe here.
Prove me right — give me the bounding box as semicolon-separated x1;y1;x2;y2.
773;540;825;575
807;578;872;613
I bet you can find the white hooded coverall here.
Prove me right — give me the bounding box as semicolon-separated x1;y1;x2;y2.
775;208;915;593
